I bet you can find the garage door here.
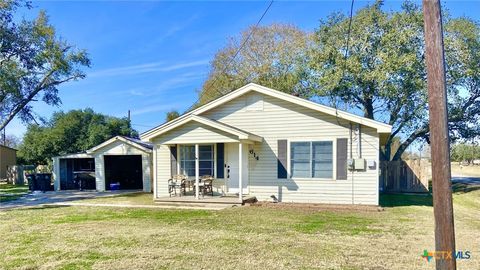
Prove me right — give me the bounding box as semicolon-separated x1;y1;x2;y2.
104;155;143;190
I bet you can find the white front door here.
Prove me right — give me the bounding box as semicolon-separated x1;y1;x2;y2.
226;143;248;194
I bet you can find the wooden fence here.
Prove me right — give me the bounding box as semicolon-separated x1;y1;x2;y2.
380;160;431;193
6;165;37;185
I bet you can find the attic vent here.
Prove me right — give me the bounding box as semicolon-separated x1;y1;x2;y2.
245;93;264;111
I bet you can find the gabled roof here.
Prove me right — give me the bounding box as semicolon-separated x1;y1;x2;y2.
142;115;262;142
140;83;392;140
87;136;153;154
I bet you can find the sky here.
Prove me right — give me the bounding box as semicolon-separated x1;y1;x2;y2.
7;0;480;138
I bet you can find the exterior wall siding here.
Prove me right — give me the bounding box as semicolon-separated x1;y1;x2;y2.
154;144;171;197
0;146;17;179
198;92;380;205
155;121;238;144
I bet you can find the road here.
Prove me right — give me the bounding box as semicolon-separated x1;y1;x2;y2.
451;176;480;185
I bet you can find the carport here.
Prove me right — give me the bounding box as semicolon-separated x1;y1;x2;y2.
53;153;96;190
87;136;153;192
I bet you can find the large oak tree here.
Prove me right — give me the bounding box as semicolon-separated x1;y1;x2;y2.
0;1;90;131
309;0;480;160
198;24;312;105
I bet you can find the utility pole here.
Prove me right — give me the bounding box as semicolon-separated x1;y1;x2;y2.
422;1;456;269
127;110;132;137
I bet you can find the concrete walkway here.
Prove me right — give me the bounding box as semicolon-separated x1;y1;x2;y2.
0;190;141;210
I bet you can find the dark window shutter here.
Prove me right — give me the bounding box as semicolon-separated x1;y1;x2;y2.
336;138;348;180
277;140;287;179
216;143;224;178
170;145;177;177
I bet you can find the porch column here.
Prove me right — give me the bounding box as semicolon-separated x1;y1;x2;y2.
195;144;200;199
238;142;243;203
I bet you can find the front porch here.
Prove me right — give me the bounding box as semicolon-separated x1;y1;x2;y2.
155;194;257;206
153;115;263;202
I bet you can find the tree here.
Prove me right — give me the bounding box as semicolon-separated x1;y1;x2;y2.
451;143;480;163
0;1;90;131
3;134;20;148
308;0;480;160
17;109;137;165
165;110;180;122
197;24;311;106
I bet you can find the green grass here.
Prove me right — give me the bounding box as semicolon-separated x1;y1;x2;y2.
0;189;479;269
78;192;156;205
295;212;380;235
380;193;433;207
0;183;29;202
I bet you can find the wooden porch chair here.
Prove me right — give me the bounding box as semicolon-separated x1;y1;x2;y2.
202;179;214;197
168;174;187;197
200;175;214;197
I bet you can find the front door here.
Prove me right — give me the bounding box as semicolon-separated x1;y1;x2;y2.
226;143;248;194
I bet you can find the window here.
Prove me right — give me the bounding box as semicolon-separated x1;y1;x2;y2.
290;141;333;179
198;145;214;176
180;145;195;177
179;145;214;177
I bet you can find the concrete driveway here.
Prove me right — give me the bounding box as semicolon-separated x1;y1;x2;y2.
0;190;142;210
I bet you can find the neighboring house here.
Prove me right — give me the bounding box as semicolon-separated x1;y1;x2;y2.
141;83;391;205
0;145;17;180
52;136;152;192
52;83;392;205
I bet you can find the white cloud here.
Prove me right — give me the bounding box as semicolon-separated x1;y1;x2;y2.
118;71;206;98
131;103;180;116
88;59;209;78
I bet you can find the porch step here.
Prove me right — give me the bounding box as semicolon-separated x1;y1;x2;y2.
154;201;241;209
154;195;256;206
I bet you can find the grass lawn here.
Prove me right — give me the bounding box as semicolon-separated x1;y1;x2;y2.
0;189;479;269
0;183;29;202
451;163;480;177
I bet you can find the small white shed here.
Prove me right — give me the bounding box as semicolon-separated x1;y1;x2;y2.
53;136;153;192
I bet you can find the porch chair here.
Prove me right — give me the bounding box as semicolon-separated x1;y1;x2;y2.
202;178;214;197
168;174;187;197
200;175;214;197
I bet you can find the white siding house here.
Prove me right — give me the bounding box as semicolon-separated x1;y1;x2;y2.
141;83;391;205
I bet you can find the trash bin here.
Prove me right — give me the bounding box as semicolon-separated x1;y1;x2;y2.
26;174;36;191
36;173;52;192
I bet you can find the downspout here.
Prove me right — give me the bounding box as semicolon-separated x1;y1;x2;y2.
357;124;362;158
349;123;353;159
350;123;354;204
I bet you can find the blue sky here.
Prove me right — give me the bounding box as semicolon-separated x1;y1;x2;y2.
7;0;480;138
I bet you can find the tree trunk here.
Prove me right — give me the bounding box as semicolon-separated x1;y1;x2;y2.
363;98;374;119
384;140;392;161
391;125;429;160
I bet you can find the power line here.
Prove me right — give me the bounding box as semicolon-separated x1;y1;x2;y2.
186;0;274;112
